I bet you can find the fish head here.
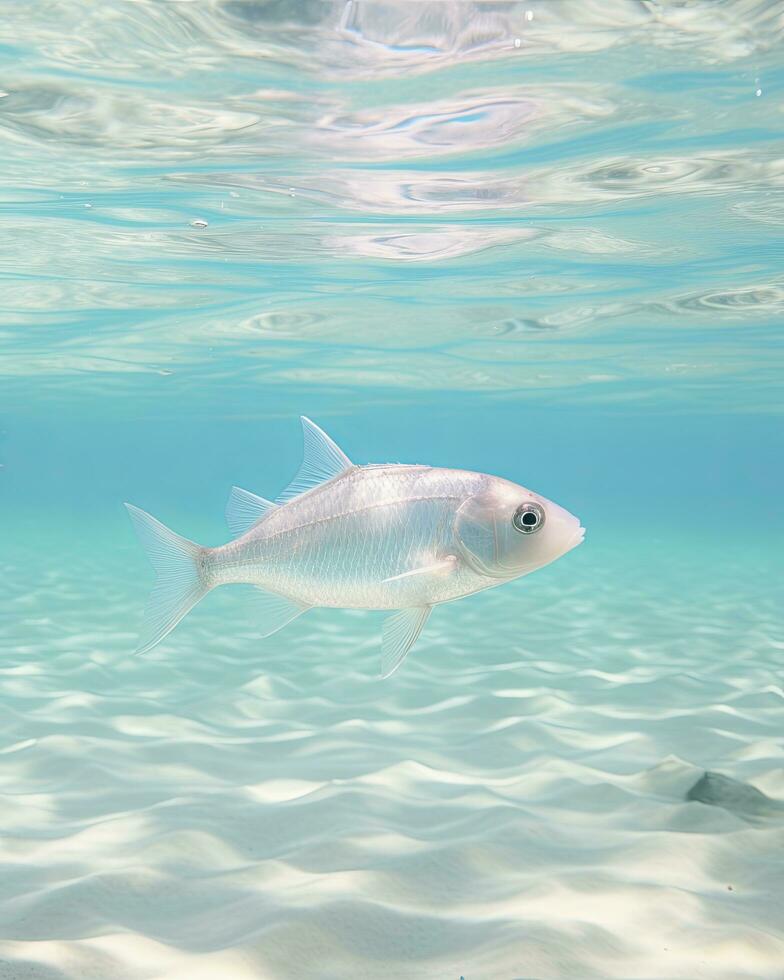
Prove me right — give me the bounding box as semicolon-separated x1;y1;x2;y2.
454;476;584;580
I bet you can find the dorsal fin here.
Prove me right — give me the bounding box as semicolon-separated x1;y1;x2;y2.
277;416;353;503
226;486;276;537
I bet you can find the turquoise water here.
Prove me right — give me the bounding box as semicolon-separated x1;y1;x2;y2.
2;3;784;977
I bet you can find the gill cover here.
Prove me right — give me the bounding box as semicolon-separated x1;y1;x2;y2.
454;491;508;578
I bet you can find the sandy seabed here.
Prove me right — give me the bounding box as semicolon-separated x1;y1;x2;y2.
0;539;782;979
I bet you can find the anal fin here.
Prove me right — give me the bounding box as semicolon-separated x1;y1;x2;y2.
251;586;309;638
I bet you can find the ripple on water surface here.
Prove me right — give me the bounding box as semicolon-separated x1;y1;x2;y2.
0;1;782;413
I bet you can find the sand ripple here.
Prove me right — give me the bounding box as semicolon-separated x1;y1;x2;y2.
0;540;782;978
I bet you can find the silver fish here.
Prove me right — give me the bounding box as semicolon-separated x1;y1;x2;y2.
125;417;585;677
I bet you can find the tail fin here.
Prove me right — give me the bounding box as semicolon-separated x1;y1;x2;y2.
124;503;209;654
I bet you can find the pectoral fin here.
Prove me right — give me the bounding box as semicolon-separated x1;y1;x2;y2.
381;606;431;679
382;555;457;585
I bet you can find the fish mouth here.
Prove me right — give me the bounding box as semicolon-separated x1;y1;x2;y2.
567;526;586;551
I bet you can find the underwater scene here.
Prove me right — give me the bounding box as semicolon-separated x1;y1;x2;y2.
1;2;783;978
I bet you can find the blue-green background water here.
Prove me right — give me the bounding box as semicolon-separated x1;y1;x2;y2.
1;3;783;978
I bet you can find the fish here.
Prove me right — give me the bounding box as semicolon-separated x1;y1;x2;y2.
125;417;585;677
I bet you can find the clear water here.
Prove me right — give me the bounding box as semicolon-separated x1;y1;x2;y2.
2;3;783;977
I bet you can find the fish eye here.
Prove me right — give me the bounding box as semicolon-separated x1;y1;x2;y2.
513;502;544;534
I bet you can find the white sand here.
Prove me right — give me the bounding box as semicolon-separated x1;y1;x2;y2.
0;542;782;978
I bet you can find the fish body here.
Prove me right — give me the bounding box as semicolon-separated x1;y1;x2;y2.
126;418;584;676
210;465;493;608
